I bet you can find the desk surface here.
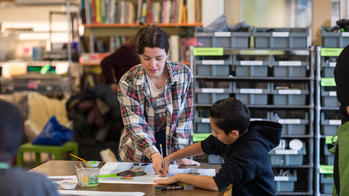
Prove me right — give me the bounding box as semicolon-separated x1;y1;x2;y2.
31;160;224;196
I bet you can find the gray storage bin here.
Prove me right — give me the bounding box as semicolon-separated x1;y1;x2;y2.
208;155;224;165
253;27;309;49
272;55;309;77
195;81;232;104
196;31;250;48
321;174;333;194
321;89;339;107
235;66;268;77
277;118;308;136
322;58;337;77
195;58;232;76
250;110;270;121
273;94;307;105
196;123;210;133
272;82;309;105
271;110;308;135
233;82;270;105
321;26;349;48
321;111;341;136
273;66;307;77
324;144;334;165
195;110;211;133
323;67;335;77
269;148;306;166
196;64;231;76
235;94;268;105
196;93;230;104
234;55;269;77
275;176;297;192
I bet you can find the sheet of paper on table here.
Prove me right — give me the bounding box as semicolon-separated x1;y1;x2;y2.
59;190;144;196
98;162;216;184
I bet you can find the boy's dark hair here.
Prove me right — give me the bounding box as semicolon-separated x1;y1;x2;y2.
0;100;23;162
136;25;169;55
209;98;250;135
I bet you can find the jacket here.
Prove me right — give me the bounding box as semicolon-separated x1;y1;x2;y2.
201;121;282;195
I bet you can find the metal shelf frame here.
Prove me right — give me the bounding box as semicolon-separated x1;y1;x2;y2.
191;46;315;195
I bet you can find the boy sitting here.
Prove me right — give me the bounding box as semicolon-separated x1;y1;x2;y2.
154;98;282;195
0;100;58;196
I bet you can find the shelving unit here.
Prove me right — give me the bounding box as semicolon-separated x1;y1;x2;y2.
315;47;342;196
0;0;79;95
191;27;314;195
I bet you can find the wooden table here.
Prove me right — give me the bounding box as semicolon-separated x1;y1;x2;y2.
31;160;224;196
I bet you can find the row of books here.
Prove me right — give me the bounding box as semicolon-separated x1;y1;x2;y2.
81;0;202;25
84;35;195;63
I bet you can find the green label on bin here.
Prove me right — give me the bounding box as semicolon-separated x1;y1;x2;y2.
321;78;336;86
321;48;343;56
325;136;338;144
193;48;223;56
193;133;211;142
319;165;334;174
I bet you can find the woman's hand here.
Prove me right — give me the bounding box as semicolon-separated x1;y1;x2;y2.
151;152;166;176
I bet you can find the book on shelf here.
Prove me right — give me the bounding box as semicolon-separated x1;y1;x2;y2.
82;0;202;25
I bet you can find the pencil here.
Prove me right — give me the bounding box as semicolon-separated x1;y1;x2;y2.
159;144;164;169
69;153;87;162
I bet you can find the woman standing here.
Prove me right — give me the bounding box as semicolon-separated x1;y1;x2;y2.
117;25;198;175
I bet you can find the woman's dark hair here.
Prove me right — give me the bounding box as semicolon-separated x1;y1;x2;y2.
209;98;250;135
136;25;169;55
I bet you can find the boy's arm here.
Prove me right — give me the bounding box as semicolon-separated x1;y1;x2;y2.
154;174;219;192
160;142;204;175
168;142;204;161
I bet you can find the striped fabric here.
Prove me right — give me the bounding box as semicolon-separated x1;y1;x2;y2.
117;61;194;162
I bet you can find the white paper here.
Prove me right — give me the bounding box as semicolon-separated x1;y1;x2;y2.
278;119;301;124
329;120;341;125
240;60;263;66
48;176;77;182
272;32;289;37
99;162;215;184
342;32;349;37
278;61;302;66
202;60;225;65
201;118;210;123
250;118;263;121
275;176;290;181
329;91;337;96
277;89;301;94
239;88;263;94
274;149;298;155
59;190;145;196
100;162;134;175
201;88;225;93
329;62;337;67
214;32;231;37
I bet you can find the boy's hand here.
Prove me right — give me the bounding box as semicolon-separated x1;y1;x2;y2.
151;153;166;176
176;158;200;166
154;175;179;185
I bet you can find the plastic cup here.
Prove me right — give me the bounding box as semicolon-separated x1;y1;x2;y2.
76;168;99;187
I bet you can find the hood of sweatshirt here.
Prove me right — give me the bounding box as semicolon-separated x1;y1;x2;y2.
242;120;282;151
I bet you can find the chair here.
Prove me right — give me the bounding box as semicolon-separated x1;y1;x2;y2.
16;141;78;167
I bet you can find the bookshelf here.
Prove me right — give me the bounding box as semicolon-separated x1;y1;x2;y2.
81;0;203;62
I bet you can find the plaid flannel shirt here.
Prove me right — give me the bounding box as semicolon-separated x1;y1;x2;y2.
117;62;194;162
